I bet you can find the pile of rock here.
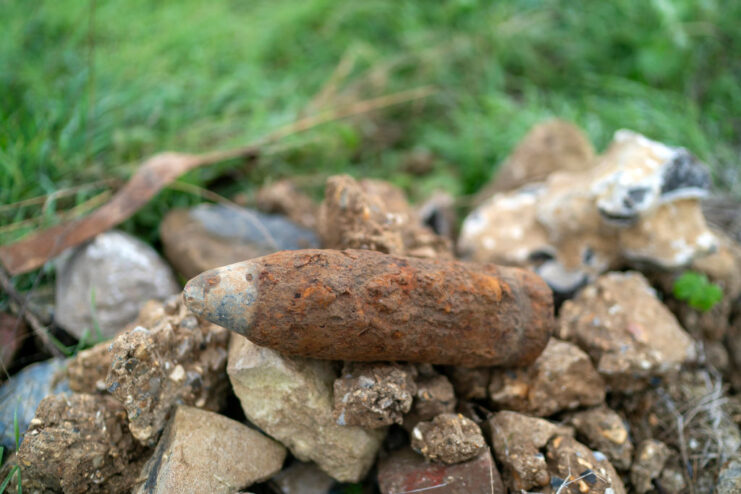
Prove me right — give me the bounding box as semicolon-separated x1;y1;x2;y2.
2;120;740;493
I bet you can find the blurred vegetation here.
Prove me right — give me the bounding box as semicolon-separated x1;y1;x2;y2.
1;0;740;247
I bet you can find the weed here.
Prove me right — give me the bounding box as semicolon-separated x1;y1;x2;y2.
673;271;723;312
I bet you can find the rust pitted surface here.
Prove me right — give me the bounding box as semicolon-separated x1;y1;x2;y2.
184;249;553;367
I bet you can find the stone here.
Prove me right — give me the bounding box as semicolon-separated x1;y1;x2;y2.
489;338;605;416
255;179;319;230
546;435;626;494
67;340;113;393
333;362;417;428
0;358;69;450
703;195;741;244
377;447;505;494
318;175;452;259
272;461;335;494
17;393;147;494
568;405;633;470
630;439;671;494
404;372;457;431
411;413;486;464
460;130;716;295
0;312;23;370
133;406;285;494
55;230;179;339
227;333;384;483
184;249;554;367
106;296;230;446
488;411;574;492
160;204;319;279
474;119;595;202
446;366;490;401
558;271;696;391
716;456;741;494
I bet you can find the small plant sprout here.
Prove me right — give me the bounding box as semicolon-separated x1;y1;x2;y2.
673;271;723;312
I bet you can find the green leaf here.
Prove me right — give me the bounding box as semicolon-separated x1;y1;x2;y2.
0;466;17;494
673;270;723;312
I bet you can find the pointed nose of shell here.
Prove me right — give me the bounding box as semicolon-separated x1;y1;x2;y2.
183;261;260;335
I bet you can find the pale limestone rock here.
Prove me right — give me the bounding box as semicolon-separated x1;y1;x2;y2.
460;130;716;295
227;334;384;483
134;406;285;494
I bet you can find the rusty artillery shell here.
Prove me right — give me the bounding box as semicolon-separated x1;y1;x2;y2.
183;249;554;367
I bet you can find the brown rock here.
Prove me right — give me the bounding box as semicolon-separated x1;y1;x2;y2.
474;119;595;202
184;249;554;367
546;435;626;494
630;439;671;494
160;204;319;279
318;175;452;259
411;413;486;464
106;296;230;446
446;366;491;401
134;406;285;494
255;179;319;230
67;341;113;393
568;405;633;470
333;362;417;428
378;447;505;494
17;393;148;494
488;411;574;491
558;271;696;391
405;372;457;430
489;338;605;416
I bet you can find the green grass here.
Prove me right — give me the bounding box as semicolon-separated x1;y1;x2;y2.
2;0;740;248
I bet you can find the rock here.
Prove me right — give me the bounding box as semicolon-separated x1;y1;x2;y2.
488;338;605;416
106;296;230;446
160;204;319;279
134;406;285;494
272;461;335;494
55;230;179;339
0;359;69;450
17;393;147;494
558;271;696;391
318;175;452;259
488;411;574;492
227;334;384;483
404;372;456;431
67;340;113;393
630;439;671;494
546;435;626;494
411;413;486;464
716;456;741;494
255;179;320;230
568;405;633;470
474;119;595;202
0;312;23;371
377;447;505;494
460;130;716;296
446;366;490;401
184;249;554;367
333;362;417;428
